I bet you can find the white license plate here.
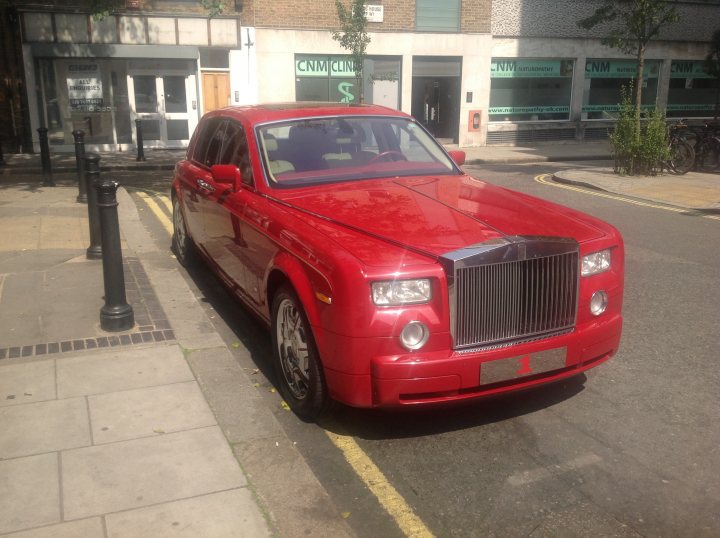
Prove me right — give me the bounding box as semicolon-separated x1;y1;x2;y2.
480;347;568;385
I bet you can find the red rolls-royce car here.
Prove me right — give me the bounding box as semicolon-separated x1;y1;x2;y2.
171;103;624;420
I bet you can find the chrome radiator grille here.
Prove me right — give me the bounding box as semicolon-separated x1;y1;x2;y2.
452;249;579;350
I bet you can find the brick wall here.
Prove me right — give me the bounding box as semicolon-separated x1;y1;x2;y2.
461;0;491;33
254;0;490;33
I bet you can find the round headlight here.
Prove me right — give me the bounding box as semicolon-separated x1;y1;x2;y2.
400;321;429;351
590;290;608;316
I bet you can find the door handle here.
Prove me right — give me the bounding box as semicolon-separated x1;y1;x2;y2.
196;179;216;193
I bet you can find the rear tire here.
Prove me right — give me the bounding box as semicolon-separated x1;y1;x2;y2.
695;138;720;172
171;194;199;267
271;286;331;422
668;139;694;175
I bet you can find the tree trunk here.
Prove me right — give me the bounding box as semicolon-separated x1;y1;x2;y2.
634;45;645;144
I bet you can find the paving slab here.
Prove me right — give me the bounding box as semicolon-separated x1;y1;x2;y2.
105;489;271;538
61;426;246;520
56;345;194;399
0;518;104;538
0;454;60;535
89;381;217;444
0;397;90;459
0;360;56;407
553;167;720;211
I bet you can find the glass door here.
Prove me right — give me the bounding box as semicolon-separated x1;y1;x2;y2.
129;73;197;148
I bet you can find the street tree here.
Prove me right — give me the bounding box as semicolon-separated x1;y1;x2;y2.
578;0;679;138
332;0;371;104
704;29;720;120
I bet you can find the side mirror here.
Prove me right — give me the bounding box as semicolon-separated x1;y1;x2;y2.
210;164;240;185
448;150;466;166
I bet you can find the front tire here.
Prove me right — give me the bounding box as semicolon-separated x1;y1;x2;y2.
271;286;331;421
171;194;199;267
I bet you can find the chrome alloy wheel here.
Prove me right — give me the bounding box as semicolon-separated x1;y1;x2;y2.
275;297;311;400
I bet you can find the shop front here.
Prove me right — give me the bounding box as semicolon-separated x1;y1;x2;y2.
667;60;718;118
35;53;198;151
294;54;401;108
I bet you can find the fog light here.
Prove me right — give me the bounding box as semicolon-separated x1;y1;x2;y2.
590;290;608;316
400;321;429;351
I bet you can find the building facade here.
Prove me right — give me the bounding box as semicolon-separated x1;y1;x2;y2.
2;0;719;153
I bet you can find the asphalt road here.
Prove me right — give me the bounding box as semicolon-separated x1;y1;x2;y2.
120;160;720;538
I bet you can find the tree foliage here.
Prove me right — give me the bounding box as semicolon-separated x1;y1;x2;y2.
332;0;371;103
578;0;679;138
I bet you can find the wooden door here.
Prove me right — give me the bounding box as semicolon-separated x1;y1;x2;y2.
202;72;231;114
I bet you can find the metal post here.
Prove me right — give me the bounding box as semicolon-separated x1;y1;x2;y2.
135;119;146;161
73;129;87;203
37;127;55;186
96;179;134;332
0;140;6;166
84;153;103;260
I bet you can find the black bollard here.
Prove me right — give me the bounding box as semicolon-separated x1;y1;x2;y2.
0;139;5;166
96;179;134;332
37;127;55;186
84;153;103;260
73;130;87;203
135;119;146;161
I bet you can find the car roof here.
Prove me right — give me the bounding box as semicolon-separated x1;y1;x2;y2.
207;102;410;124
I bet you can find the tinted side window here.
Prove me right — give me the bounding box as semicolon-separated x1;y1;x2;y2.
234;132;253;186
192;118;226;167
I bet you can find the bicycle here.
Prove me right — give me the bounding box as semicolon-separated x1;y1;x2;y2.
665;120;695;175
693;121;720;172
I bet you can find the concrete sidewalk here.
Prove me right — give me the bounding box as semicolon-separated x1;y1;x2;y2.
553;167;720;212
0;184;354;537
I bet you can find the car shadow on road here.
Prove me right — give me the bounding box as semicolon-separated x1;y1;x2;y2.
321;375;587;440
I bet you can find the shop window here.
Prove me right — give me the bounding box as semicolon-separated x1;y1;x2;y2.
582;59;660;120
37;59;131;145
295;55;401;109
489;59;574;122
416;0;460;32
667;60;718;118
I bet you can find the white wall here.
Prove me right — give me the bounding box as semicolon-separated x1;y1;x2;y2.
254;29;492;146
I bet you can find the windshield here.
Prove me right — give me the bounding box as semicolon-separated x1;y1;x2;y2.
256;115;459;187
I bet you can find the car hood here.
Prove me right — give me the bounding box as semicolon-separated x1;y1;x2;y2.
274;174;606;264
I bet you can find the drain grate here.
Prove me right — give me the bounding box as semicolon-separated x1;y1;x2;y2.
0;257;175;361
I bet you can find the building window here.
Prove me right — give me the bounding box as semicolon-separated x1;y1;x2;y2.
37;58;132;145
582;59;660;120
295;55;401;109
489;59;574;122
667;60;718;118
416;0;460;32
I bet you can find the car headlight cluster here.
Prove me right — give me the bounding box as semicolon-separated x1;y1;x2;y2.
581;249;611;277
372;279;432;306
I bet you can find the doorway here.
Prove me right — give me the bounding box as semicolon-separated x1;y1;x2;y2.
128;72;198;148
202;72;231;113
411;57;462;143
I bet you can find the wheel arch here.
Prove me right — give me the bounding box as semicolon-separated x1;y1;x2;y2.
265;253;330;349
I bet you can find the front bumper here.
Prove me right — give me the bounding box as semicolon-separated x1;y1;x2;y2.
322;313;622;408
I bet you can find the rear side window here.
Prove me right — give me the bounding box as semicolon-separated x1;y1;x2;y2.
192;117;226;167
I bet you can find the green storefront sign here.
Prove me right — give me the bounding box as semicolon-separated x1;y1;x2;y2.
491;59;570;78
581;104;655;112
489;106;570;114
296;56;357;78
670;61;713;79
666;104;716;111
585;60;659;78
